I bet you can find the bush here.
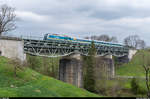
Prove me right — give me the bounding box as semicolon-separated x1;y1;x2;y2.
131;78;139;94
95;79;124;96
26;54;60;79
131;78;146;95
9;58;25;78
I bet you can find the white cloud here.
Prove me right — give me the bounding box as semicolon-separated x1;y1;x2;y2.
15;11;49;22
100;0;150;8
2;0;150;46
106;17;150;28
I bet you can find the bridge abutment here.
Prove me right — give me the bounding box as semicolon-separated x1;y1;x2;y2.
114;49;137;64
0;36;26;62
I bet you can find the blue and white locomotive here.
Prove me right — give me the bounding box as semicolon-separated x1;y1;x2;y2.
43;33;124;47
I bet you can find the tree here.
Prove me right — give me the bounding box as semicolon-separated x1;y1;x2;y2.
124;35;146;49
83;41;97;92
124;35;140;49
85;36;90;39
91;35;98;40
0;4;16;36
97;34;110;42
85;34;118;43
110;36;118;43
137;40;146;49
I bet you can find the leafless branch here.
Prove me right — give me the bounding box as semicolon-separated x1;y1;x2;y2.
0;4;16;36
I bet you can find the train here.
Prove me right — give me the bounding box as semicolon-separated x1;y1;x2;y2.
43;33;125;47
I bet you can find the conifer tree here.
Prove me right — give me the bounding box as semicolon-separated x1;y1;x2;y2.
84;41;97;92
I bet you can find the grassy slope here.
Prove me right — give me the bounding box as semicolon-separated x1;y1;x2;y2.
0;56;100;97
116;50;150;77
116;50;150;92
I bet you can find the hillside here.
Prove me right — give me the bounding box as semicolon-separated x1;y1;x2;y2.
116;49;150;77
115;50;150;95
0;56;100;97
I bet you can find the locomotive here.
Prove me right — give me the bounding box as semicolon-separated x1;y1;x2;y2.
43;33;125;47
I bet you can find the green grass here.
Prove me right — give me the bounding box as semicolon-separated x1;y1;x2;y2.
0;56;100;97
115;50;150;97
116;50;150;77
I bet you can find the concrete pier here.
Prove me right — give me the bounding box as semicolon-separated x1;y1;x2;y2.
59;53;115;87
59;53;83;88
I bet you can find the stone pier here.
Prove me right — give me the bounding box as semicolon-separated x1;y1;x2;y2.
59;53;115;88
59;53;83;88
95;56;115;79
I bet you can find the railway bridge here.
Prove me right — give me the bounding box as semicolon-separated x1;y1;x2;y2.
22;36;131;87
0;36;133;88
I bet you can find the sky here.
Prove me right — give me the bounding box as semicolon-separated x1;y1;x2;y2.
1;0;150;45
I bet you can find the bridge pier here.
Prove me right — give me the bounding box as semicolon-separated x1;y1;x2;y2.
59;53;83;88
95;55;115;79
59;53;115;88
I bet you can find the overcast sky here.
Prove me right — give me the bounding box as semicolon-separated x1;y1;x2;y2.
1;0;150;45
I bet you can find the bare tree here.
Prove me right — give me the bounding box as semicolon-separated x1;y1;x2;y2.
124;35;140;49
0;4;16;36
137;40;146;49
97;34;110;42
91;35;98;40
85;34;118;43
110;36;118;43
124;35;146;49
85;36;90;39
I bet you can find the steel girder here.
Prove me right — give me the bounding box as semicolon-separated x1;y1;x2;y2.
23;39;129;57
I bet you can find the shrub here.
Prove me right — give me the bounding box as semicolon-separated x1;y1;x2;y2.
130;78;146;95
27;55;41;70
95;79;124;96
9;58;24;78
26;54;60;79
131;78;139;94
